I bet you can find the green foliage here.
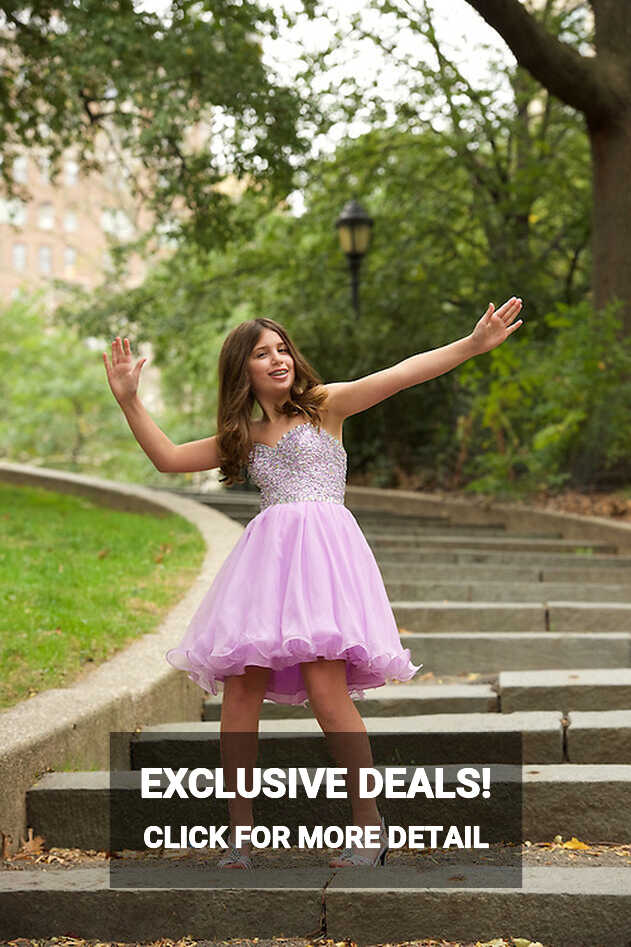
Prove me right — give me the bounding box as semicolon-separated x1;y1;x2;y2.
0;0;313;251
458;300;631;493
0;293;160;481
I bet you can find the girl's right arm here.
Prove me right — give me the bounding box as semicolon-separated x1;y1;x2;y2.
104;337;220;473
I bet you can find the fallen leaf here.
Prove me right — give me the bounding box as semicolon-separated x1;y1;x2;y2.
563;836;590;850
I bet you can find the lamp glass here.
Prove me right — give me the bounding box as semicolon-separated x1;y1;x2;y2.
337;222;372;255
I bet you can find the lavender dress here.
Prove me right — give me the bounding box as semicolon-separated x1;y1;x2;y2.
165;421;422;705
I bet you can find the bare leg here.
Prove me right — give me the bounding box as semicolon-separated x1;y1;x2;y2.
299;658;381;828
220;665;270;858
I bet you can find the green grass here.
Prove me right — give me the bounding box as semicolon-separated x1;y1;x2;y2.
0;481;206;710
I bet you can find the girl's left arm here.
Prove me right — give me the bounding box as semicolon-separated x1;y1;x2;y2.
325;296;523;420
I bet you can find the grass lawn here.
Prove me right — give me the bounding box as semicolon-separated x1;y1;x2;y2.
0;480;206;710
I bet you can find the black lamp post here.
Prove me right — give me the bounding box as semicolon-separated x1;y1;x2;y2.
335;198;374;318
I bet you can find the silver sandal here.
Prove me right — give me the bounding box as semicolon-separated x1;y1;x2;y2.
329;815;389;868
217;839;254;870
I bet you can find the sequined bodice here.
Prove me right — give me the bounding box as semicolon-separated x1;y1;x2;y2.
247;422;347;512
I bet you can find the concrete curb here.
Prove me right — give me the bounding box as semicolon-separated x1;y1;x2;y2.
0;461;244;856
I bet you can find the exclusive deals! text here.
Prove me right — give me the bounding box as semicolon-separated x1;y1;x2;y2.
140;765;493;851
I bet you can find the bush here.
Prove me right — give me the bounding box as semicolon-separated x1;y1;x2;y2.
456;299;631;493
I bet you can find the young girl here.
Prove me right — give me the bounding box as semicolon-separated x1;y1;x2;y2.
103;296;523;870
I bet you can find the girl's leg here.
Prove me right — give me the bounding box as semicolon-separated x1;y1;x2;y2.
299;658;381;829
220;665;271;849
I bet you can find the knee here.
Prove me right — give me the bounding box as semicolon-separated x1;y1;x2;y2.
223;667;270;707
301;661;350;724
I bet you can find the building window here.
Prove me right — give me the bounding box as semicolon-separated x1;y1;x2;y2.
38;202;54;229
101;207;133;240
101;208;114;233
64;159;79;187
13;155;28;183
38;245;52;275
13;243;27;271
64;210;77;232
64;245;76;275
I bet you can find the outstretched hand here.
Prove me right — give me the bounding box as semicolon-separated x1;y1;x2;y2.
103;336;147;406
470;297;523;355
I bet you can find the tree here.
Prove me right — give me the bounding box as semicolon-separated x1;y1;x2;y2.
0;0;314;250
0;294;157;479
462;0;631;330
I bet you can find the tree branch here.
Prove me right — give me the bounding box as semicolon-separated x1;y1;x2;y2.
464;0;626;126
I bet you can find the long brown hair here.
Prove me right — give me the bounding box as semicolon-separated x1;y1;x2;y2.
216;318;328;486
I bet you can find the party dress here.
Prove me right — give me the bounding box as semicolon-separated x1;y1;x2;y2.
164;421;422;705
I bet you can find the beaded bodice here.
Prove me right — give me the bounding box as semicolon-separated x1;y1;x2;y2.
247;422;347;512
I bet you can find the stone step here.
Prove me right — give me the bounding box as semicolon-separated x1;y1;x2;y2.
378;560;631;585
567;709;631;763
500;668;631;712
385;579;631;602
202;683;498;720
370;534;618;555
24;763;631;854
392;601;631;632
362;526;563;539
125;713;562;769
124;710;631;768
3;863;631;946
374;547;631;567
399;631;631;673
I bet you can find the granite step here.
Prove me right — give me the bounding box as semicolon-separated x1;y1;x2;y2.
125;713;561;769
378;560;631;585
369;534;618;555
385;579;631;602
398;631;631;673
374;547;631;567
201;683;498;719
3;864;631;947
392;601;631;632
499;668;631;712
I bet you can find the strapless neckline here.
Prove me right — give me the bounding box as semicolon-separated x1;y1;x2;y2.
250;422;346;456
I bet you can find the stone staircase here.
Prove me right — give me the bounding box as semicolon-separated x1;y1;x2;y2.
3;493;631;946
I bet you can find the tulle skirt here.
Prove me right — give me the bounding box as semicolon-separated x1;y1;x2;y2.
165;500;422;705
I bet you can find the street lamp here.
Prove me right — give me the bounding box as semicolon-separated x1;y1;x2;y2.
335;198;374;318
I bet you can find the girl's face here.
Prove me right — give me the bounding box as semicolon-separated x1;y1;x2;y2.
247;328;294;398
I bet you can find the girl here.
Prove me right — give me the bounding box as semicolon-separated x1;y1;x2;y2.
103;296;523;870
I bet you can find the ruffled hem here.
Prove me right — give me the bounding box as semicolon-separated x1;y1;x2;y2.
165;632;422;706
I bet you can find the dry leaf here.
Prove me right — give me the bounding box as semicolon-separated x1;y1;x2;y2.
16;826;45;857
563;836;590;850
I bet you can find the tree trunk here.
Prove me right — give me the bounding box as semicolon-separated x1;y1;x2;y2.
588;113;631;329
464;0;631;328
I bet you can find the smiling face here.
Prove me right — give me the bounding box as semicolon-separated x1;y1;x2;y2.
247;327;295;407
